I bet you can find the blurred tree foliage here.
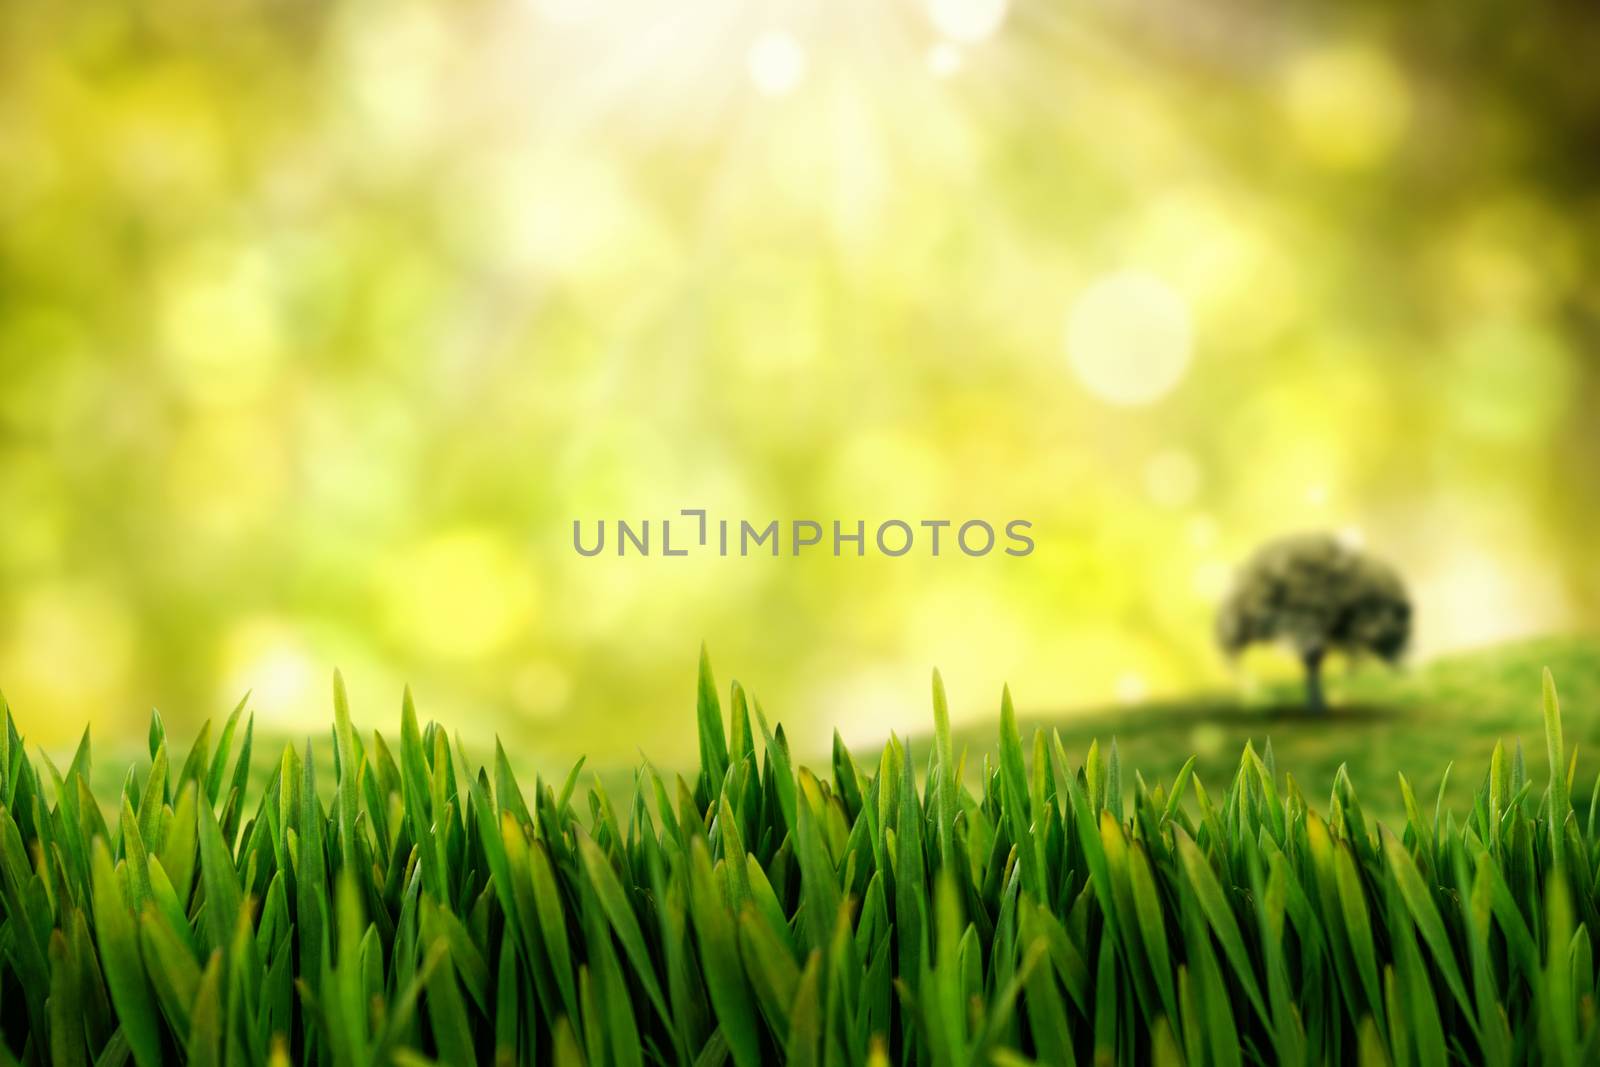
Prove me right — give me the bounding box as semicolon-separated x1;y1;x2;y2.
0;0;1596;768
1217;533;1410;713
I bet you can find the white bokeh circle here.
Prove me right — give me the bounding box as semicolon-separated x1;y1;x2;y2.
1065;271;1194;406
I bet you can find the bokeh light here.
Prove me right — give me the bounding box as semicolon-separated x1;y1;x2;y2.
1065;272;1195;407
926;0;1009;44
1284;45;1411;170
926;43;964;78
748;32;807;97
379;529;540;664
0;584;134;723
0;0;1595;774
220;618;318;730
1144;450;1202;509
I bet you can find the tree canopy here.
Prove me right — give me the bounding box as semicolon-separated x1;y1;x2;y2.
1218;533;1411;710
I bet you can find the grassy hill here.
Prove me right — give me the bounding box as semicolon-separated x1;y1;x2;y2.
933;634;1600;822
58;634;1600;824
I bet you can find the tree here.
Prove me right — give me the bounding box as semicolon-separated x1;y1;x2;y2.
1216;533;1411;713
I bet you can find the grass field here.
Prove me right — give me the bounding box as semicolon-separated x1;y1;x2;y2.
4;640;1600;1064
57;635;1600;825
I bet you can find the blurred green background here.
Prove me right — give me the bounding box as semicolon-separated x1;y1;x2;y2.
2;0;1598;780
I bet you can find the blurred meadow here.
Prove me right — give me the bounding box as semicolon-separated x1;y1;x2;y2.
1;0;1599;781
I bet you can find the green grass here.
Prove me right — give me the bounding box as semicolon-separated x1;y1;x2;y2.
1;643;1598;1064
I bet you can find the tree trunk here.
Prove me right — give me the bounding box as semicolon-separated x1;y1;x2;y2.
1303;649;1326;714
